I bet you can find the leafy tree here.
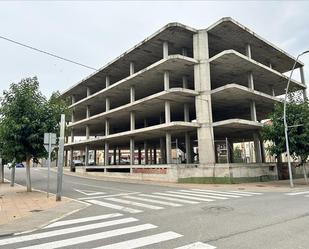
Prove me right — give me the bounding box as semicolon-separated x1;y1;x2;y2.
262;91;309;179
0;77;68;191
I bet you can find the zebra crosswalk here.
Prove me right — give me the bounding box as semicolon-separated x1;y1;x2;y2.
0;213;216;249
285;190;309;197
84;189;263;214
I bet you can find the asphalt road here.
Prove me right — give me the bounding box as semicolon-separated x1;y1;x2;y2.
2;167;309;249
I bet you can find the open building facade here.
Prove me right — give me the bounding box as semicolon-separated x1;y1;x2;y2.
61;17;307;182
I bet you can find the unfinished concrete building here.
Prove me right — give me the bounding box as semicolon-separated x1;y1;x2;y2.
61;17;307;182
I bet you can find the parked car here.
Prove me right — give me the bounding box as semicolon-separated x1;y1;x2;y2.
15;163;24;168
72;160;84;166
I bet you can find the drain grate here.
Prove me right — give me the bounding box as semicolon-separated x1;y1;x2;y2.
30;209;43;213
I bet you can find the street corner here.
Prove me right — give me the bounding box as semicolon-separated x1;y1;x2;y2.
0;182;88;236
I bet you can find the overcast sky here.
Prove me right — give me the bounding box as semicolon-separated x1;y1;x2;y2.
1;1;309;97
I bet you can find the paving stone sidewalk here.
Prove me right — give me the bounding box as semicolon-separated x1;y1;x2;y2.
0;182;87;236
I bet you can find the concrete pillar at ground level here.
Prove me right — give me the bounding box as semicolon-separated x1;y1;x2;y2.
70;148;73;166
160;138;166;164
130;138;135;165
65;150;68;166
250;101;257;122
165;101;171;123
104;142;109;166
166;132;172;164
154;148;157;164
260;139;266;163
118;148;121;165
113;148;116;165
149;148;153;164
94;150;97;165
193;30;216;165
85;146;89;166
164;71;170;90
144;142;149;164
138;147;142;165
163;41;168;58
185;132;192;163
253;133;262;163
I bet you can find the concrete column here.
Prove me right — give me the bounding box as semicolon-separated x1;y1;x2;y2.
149;148;153;164
138;147;142;165
166;132;172;164
144;119;148;128
260;138;266;163
271;87;276;97
250;101;257;122
165;101;171;123
130;138;135;165
182;76;188;89
269;63;273;69
253;133;262;163
182;47;188;57
71;95;76;105
184;103;190;122
104;142;109;166
160;138;166;164
71;110;75;123
105;119;110;136
118;148;121;165
85;145;89;166
193;30;215;165
86;87;91;97
70;129;74;143
130;111;135;131
105;98;110;112
300;66;307;100
164;71;170;90
130;86;135;102
130;62;135;75
86;105;90;118
154;148;157;164
65;150;68;166
70;148;73;166
163;41;169;58
144;141;149;164
113;148;117;165
248;72;254;90
185;132;192;163
105;76;110;88
86;125;90;139
94;150;97;165
246;43;252;59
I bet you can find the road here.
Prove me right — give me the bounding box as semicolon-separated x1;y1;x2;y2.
2;167;309;249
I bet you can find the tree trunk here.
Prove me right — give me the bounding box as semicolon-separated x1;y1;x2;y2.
10;166;15;187
0;158;4;183
303;164;308;185
26;157;32;192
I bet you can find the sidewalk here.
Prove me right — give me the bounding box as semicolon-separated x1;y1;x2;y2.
58;167;309;192
0;182;87;236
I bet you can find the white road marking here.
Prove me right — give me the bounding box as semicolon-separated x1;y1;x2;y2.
156;191;214;201
140;194;200;204
229;190;263;195
177;190;228;200
286;191;309;196
0;217;138;246
191;189;246;197
106;197;164;210
18;224;157;249
74;188;105;196
94;231;182;249
44;213;123;229
123;195;183;207
78;192;140;200
87;199;143;213
174;241;217;249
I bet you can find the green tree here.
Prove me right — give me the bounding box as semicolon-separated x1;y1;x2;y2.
0;77;68;191
262;92;309;179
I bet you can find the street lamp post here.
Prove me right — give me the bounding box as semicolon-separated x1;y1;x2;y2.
283;50;309;188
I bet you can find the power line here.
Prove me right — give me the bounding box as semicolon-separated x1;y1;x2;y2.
0;35;99;71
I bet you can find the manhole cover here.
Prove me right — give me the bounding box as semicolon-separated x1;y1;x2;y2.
202;206;233;214
30;209;43;213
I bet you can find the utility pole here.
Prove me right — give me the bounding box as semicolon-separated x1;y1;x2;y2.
56;114;65;201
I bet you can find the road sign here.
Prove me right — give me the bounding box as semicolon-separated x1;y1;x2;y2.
44;133;57;146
